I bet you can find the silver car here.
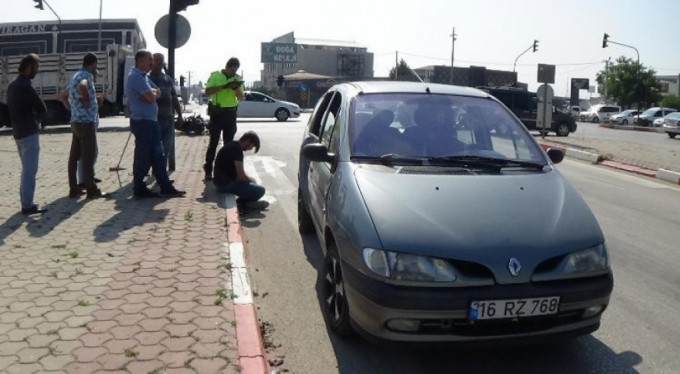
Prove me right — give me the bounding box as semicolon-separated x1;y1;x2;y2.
298;81;613;343
662;112;680;138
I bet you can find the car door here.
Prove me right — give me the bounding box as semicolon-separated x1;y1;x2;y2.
299;92;335;220
247;93;272;118
308;91;343;231
515;92;537;130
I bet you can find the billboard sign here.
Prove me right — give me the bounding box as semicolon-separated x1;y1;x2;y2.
261;42;297;63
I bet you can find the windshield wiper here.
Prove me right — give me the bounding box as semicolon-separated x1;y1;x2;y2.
428;155;546;170
351;154;426;167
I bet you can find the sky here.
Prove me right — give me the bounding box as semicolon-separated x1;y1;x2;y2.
2;0;680;96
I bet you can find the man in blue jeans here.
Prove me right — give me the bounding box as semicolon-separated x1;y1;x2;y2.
149;53;183;172
213;131;267;211
6;54;47;215
125;50;185;199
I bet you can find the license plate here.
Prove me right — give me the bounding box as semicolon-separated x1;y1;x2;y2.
469;296;560;321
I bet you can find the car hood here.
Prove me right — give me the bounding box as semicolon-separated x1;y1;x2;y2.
279;100;300;109
354;166;604;282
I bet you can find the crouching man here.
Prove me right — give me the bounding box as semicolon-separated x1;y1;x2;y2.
213;131;267;211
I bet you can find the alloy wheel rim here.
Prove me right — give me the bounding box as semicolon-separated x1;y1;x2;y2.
324;256;345;323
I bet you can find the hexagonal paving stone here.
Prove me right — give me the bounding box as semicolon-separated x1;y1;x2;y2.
16;347;49;363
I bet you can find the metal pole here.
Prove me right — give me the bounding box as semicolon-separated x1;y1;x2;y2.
43;0;62;53
167;0;177;172
512;44;533;85
607;40;640;118
450;27;456;85
395;51;398;80
98;0;103;51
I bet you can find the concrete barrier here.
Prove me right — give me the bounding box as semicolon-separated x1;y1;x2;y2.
656;169;680;185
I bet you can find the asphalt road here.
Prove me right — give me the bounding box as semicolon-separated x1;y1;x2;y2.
237;114;680;374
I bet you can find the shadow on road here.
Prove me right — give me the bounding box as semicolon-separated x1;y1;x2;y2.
299;233;642;374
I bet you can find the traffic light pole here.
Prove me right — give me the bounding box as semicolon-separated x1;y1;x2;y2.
41;0;62;53
604;36;640;120
167;0;178;171
512;44;533;84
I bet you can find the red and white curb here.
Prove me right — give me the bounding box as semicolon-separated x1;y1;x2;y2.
224;198;268;374
539;142;680;185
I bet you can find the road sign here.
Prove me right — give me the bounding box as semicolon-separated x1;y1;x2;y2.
299;84;308;92
155;14;191;49
537;63;556;84
261;43;297;63
536;83;554;137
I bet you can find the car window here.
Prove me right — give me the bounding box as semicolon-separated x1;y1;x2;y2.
654;111;663;117
514;94;532;111
491;91;512;108
351;93;545;163
251;93;267;102
320;93;342;147
308;92;335;137
244;93;253;101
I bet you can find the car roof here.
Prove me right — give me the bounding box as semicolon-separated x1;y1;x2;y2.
344;81;490;98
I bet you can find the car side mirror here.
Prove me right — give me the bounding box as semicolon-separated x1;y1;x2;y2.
302;143;335;163
547;148;564;164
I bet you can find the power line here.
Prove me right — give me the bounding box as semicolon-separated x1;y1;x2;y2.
377;51;603;68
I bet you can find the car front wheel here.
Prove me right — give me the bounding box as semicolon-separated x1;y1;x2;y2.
555;122;571;137
275;108;290;122
622;119;628;125
322;243;353;336
592;116;600;123
669;133;677;139
298;188;314;234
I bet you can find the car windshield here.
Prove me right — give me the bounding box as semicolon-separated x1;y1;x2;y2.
620;109;635;115
350;93;546;164
641;108;659;116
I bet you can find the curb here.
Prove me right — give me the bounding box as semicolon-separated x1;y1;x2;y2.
539;141;680;185
598;123;665;133
225;205;269;374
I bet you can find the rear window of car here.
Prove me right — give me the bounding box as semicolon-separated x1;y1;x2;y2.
350;93;546;163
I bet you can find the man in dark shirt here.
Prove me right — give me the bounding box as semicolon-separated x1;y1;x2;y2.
213;131;266;210
149;53;183;172
6;53;47;215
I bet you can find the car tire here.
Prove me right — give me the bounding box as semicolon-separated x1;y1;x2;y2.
322;243;354;336
275;108;290;122
592;116;599;123
555;122;570;137
669;133;677;139
622;119;628;125
298;188;314;234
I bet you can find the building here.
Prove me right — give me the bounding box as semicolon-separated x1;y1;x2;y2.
260;31;374;89
657;74;680;96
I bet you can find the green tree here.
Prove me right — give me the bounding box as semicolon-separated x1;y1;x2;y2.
596;56;662;109
660;94;680;110
389;59;421;82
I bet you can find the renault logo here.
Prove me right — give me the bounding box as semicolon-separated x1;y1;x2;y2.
508;258;522;277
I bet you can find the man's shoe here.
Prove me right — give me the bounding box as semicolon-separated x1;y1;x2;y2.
237;200;269;211
94;177;102;183
86;188;110;199
69;188;85;198
159;188;186;198
134;189;161;199
77;178;101;189
21;205;47;215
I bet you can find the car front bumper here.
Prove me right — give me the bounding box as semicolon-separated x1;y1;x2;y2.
343;263;613;343
663;124;680;134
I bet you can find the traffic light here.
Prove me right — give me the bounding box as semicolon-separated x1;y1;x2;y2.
532;40;539;52
179;75;185;87
33;0;43;10
602;33;609;48
173;0;199;12
276;75;285;88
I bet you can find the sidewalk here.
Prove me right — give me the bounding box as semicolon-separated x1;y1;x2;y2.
539;135;680;172
0;131;260;373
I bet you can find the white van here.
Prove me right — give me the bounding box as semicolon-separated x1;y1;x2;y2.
580;104;621;123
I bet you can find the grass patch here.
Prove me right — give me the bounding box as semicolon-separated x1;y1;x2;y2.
76;300;91;307
51;244;67;249
68;251;78;259
184;212;194;222
123;347;138;357
214;288;233;305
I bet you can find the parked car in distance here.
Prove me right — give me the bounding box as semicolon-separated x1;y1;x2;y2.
579;104;621;123
635;107;677;126
485;87;577;136
569;106;583;118
298;81;613;344
609;109;640;125
238;91;300;121
662;112;680;138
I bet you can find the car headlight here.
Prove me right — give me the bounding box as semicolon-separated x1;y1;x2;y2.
362;248;456;282
563;244;609;276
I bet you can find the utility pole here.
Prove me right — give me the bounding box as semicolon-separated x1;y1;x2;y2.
603;57;611;101
97;0;103;51
395;51;398;80
450;27;456;85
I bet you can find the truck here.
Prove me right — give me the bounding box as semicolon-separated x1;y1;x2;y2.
0;19;146;127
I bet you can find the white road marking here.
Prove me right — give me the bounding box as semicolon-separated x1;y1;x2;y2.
243;156;299;227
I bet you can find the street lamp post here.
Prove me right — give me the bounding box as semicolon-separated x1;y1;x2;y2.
40;0;62;53
513;40;538;86
602;33;640;120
